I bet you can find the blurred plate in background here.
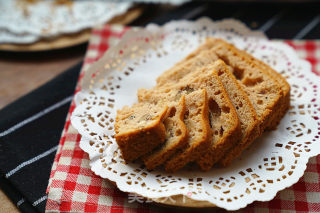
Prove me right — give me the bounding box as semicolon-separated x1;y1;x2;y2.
0;6;143;52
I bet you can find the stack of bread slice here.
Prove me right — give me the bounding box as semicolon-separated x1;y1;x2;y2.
114;38;290;172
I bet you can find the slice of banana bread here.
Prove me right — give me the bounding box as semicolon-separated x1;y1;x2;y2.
212;60;261;167
156;45;219;88
158;38;288;133
234;46;290;130
115;103;168;161
188;62;241;171
207;38;284;133
140;61;240;171
141;96;188;170
165;89;211;173
155;38;289;166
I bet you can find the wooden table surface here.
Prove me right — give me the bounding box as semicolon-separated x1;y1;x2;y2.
0;44;87;212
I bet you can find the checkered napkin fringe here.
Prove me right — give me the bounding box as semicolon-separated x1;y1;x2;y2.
45;24;320;212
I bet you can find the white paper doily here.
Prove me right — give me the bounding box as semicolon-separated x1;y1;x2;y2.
130;0;190;4
71;18;320;211
0;0;131;44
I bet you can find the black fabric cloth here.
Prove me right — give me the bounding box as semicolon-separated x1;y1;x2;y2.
0;63;82;212
148;2;320;39
0;2;319;213
0;176;38;213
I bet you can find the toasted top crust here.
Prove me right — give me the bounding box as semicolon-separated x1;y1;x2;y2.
157;38;283;126
209;38;290;100
214;59;261;167
139;61;240;171
215;59;259;136
219;38;290;130
176;62;240;147
165;89;211;172
206;38;283;128
156;46;219;88
142;96;188;170
140;61;239;147
115;102;168;137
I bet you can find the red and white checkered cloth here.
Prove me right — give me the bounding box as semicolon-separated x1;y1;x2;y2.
45;24;320;212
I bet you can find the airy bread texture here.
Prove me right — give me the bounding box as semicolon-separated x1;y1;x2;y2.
165;89;211;172
157;38;287;134
156;43;219;88
114;37;290;171
139;61;240;171
153;38;289;167
175;62;241;171
233;45;290;130
214;60;261;167
141;96;188;170
206;38;284;133
115;103;168;161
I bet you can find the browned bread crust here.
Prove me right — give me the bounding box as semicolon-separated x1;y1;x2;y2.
154;38;289;167
214;60;261;167
236;48;290;130
206;38;290;165
142;96;188;170
141;61;240;171
115;103;168;161
156;43;219;88
207;38;284;133
165;89;211;172
115;37;290;171
190;62;241;171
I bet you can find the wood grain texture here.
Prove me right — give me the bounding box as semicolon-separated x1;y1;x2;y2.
0;47;85;109
0;190;19;213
